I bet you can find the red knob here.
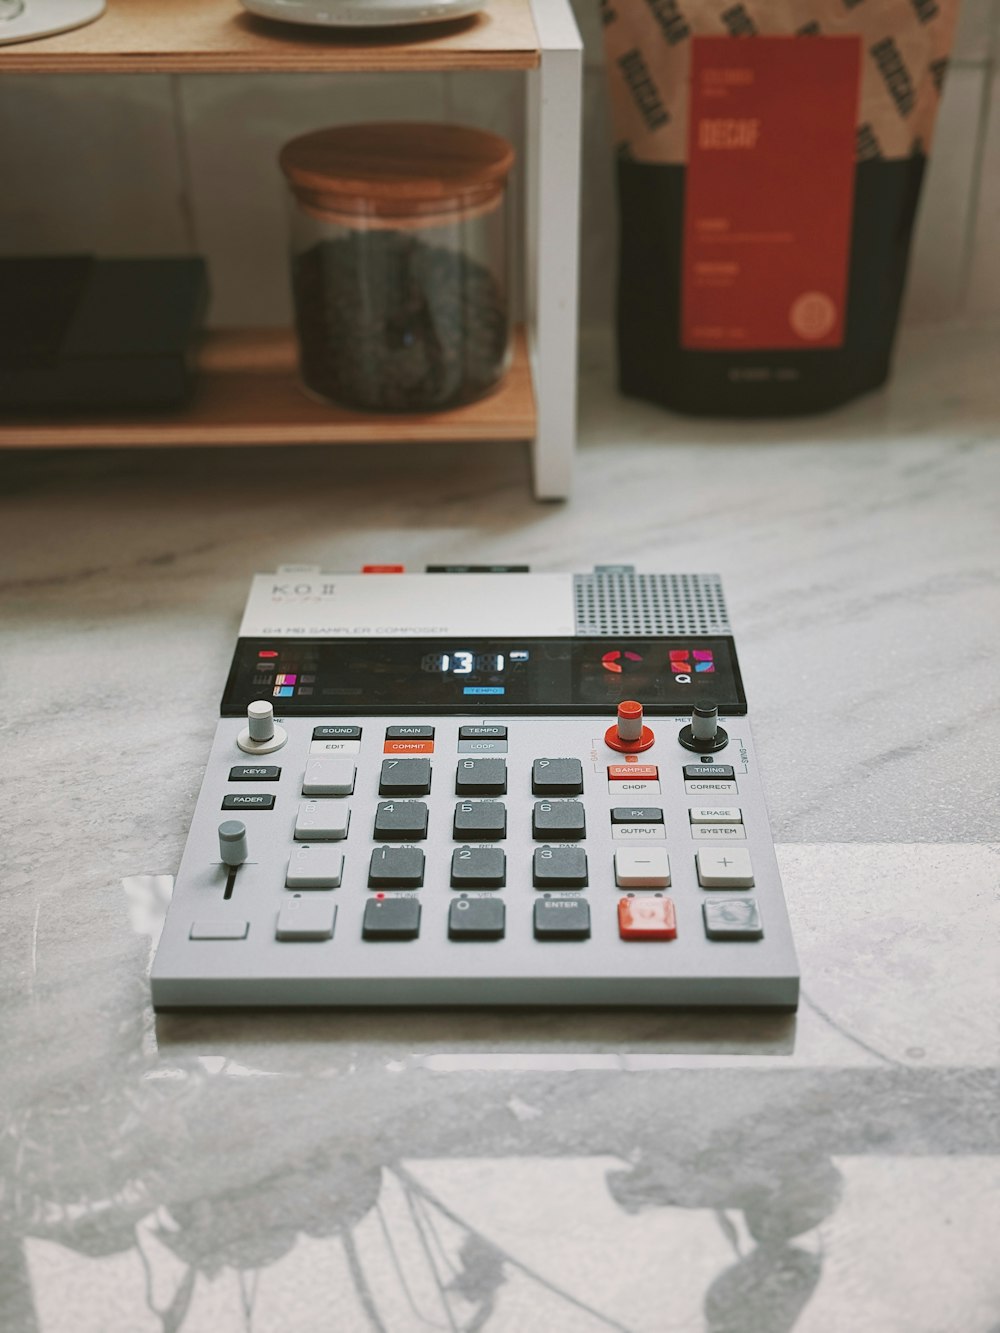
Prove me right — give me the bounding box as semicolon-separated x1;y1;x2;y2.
605;700;655;753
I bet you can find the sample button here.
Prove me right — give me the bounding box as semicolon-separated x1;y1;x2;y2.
608;764;659;781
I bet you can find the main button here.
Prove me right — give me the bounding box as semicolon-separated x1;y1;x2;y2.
451;846;506;889
533;845;588;888
369;846;425;888
386;725;435;740
379;758;432;795
455;757;507;796
228;765;281;782
618;897;677;940
532;758;584;795
534;897;591;940
363;897;421;940
453;801;507;840
449;897;505;940
313;725;362;741
374;800;429;841
459;725;508;740
532;800;586;840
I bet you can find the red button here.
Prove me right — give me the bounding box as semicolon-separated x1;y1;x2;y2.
383;739;435;754
362;565;405;573
618;897;677;940
608;764;659;780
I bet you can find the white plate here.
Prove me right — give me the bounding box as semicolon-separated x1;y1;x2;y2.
0;0;105;45
240;0;484;27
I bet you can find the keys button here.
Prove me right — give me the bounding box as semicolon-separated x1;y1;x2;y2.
618;897;677;940
294;800;350;841
696;847;755;888
451;846;506;889
374;801;429;841
532;758;584;795
534;897;591;940
455;757;507;796
221;793;275;810
275;897;336;942
379;757;432;795
302;757;356;795
453;801;507;840
368;846;425;888
611;807;664;823
228;765;281;781
449;897;506;940
286;845;344;889
532;800;586;840
615;847;671;888
362;897;421;940
703;897;764;940
533;845;588;888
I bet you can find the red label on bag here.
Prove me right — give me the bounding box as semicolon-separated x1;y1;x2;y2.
681;36;861;352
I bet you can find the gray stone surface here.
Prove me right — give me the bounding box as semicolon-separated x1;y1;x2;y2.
2;323;999;1330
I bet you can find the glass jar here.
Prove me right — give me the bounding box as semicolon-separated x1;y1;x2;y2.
279;122;514;413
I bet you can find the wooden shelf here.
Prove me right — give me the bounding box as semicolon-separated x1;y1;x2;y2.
0;326;536;449
0;0;540;72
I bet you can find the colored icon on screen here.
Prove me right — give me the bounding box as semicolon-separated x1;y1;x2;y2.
272;685;294;698
601;649;644;674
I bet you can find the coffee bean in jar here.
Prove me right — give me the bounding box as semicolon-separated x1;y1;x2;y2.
279;123;514;414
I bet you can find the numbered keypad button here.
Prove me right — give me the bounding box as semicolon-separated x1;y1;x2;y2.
451;846;506;889
294;800;350;841
302;757;356;795
286;845;344;889
532;758;584;795
534;897;591;940
453;801;507;840
703;898;764;940
455;757;507;796
362;897;421;940
696;847;755;888
379;758;432;796
533;845;588;888
374;800;429;841
368;846;425;888
532;800;586;840
449;897;506;940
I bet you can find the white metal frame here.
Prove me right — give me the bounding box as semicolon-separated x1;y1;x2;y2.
526;0;583;501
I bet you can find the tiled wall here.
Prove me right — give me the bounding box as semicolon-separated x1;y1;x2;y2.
1;0;997;331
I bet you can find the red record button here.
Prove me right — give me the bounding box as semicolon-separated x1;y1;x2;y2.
618;897;677;941
608;764;659;780
362;564;405;573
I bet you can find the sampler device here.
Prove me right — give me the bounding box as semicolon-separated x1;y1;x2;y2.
150;567;799;1007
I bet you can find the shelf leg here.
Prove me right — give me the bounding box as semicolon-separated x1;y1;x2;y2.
526;0;583;502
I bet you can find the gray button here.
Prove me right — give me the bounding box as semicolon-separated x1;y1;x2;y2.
276;897;337;942
683;764;735;780
286;845;344;889
386;725;434;740
457;739;508;754
459;725;508;740
190;920;248;940
451;846;506;888
379;757;432;795
374;800;429;841
449;897;505;940
313;725;362;740
703;898;763;941
455;757;507;796
228;765;281;781
532;800;586;840
363;897;421;940
611;807;664;823
453;801;507;840
369;846;425;888
222;793;275;810
532;758;584;795
295;800;351;841
533;845;588;888
534;897;591;940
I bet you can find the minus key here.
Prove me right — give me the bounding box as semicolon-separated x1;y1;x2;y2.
614;846;671;888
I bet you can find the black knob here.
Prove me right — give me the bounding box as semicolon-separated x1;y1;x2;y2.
678;698;729;753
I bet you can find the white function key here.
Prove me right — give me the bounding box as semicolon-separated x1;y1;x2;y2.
692;825;747;841
689;806;742;823
309;740;362;757
696;847;755;888
286;845;344;889
295;800;350;841
607;781;662;796
615;847;671;888
612;823;666;841
275;897;337;942
685;780;738;796
302;757;356;796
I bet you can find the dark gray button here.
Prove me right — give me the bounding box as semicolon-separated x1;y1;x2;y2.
380;758;432;795
313;725;362;740
459;725;508;740
369;846;425;888
374;801;429;841
456;757;507;796
228;765;281;781
532;800;586;840
454;801;507;840
221;793;275;810
683;764;735;780
386;725;435;740
534;897;591;940
532;758;584;795
362;897;421;940
611;807;664;823
533;845;588;888
451;846;506;888
449;897;505;940
703;898;764;941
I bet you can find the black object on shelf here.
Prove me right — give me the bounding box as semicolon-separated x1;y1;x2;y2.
0;255;209;411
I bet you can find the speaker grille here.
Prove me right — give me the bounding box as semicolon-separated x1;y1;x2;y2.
573;574;731;636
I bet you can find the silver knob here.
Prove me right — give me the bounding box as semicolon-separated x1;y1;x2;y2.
219;820;249;867
247;700;275;743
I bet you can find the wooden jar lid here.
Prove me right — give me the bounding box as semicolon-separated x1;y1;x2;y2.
279;122;515;224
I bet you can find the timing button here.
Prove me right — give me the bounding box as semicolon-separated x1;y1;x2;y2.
453;801;507;840
533;845;588;888
611;807;664;824
449;897;505;940
532;758;584;795
228;765;281;782
451;846;506;889
608;764;658;781
386;725;434;739
374;800;429;841
534;897;591;940
221;793;275;810
368;846;425;888
313;725;362;741
683;764;735;780
379;758;432;795
459;725;507;740
362;897;421;940
456;757;507;796
532;800;586;840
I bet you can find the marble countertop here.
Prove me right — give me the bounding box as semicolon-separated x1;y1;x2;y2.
2;322;999;1332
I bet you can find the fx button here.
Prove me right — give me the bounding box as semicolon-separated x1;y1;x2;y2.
611;807;664;823
534;897;591;940
449;897;506;940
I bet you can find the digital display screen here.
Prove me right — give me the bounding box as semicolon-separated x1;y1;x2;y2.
222;637;745;715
